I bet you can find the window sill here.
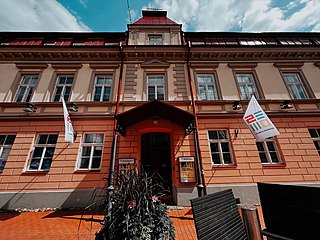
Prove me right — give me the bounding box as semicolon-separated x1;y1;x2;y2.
22;170;49;175
212;164;237;169
261;163;286;168
74;169;101;173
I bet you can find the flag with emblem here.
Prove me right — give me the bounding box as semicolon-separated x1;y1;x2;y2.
243;95;279;141
61;97;74;144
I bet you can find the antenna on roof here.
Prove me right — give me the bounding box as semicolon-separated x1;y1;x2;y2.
126;0;132;23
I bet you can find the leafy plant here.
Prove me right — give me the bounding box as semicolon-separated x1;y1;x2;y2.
96;169;175;240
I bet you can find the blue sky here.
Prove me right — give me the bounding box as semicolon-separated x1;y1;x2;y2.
0;0;319;32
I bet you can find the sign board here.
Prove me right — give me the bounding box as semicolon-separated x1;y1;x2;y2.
118;158;135;172
179;156;196;183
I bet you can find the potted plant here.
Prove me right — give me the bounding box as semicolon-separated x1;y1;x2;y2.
96;169;175;240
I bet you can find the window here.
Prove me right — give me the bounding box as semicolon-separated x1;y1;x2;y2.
147;75;165;100
53;75;74;102
236;73;259;100
208;130;233;165
0;135;16;173
14;75;38;102
28;134;58;171
197;74;219;100
282;73;309;99
78;133;104;170
148;35;162;45
308;129;320;155
93;76;112;101
256;138;281;164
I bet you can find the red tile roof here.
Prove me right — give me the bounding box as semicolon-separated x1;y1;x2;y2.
133;10;178;25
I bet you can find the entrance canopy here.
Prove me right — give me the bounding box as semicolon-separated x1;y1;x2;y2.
115;100;195;136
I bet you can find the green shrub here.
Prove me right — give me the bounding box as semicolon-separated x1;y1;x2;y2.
97;169;175;240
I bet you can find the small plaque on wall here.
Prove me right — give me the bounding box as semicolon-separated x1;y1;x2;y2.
178;156;196;183
118;158;135;172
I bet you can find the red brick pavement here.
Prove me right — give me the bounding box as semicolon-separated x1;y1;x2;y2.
0;208;197;240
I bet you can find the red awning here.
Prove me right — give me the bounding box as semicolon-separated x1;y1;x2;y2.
116;100;194;136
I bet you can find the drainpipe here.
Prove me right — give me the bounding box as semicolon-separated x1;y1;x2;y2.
186;41;206;197
103;42;124;234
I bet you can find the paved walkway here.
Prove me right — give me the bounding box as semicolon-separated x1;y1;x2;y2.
0;207;197;240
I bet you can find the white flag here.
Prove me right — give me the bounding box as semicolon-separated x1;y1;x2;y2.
243;95;279;141
61;97;74;144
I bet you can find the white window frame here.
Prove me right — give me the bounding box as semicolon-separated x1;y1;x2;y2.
147;75;165;101
53;75;74;102
148;35;163;45
93;75;112;101
256;138;282;164
282;73;309;99
27;134;58;171
0;135;16;173
197;74;219;100
77;133;104;170
14;75;38;102
208;130;233;165
236;73;259;100
308;128;320;155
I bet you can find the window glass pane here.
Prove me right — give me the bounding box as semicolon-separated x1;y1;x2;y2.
199;85;206;100
308;129;318;138
58;77;66;84
208;131;218;140
93;146;103;156
0;136;5;145
270;152;279;163
66;77;73;84
80;158;90;169
218;130;228;139
210;143;219;152
148;86;155;100
82;146;91;156
211;153;221;164
5;135;16;145
92;157;101;168
259;152;268;163
38;135;48;144
313;141;320;151
95;134;104;143
157;86;164;100
221;142;230;152
33;147;44;158
94;86;102;101
207;85;216;100
25;87;34;102
29;159;40;170
84;134;94;143
223;153;232;164
44;147;55;158
256;142;265;152
47;135;58;144
41;159;52;170
267;141;276;151
103;87;111;101
16;87;26;102
1;148;10;159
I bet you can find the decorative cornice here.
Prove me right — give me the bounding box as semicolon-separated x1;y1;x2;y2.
190;63;219;69
140;59;170;69
51;63;83;69
89;63;119;69
227;62;258;69
273;62;304;68
15;63;48;69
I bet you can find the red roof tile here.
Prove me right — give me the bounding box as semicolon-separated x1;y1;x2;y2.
133;10;178;25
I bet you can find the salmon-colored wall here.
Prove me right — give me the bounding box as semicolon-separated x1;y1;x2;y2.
198;116;320;185
0;119;114;192
116;119;197;188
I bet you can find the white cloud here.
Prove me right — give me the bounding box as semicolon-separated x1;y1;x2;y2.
0;0;91;32
148;0;320;32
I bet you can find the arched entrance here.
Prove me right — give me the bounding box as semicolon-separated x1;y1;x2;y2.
141;132;172;196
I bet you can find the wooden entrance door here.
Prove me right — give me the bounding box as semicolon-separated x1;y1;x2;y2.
141;132;172;194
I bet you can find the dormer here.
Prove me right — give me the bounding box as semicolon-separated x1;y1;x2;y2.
127;10;182;45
